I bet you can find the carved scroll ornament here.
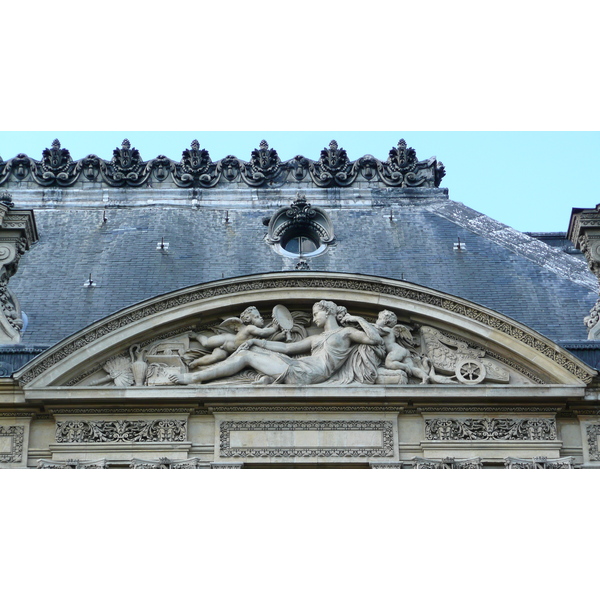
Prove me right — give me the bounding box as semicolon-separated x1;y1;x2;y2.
0;138;446;189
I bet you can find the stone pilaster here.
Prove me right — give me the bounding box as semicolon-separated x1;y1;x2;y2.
568;206;600;339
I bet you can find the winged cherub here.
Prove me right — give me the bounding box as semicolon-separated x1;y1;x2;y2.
375;310;432;384
186;306;281;369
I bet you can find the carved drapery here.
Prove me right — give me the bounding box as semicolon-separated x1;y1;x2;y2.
55;419;187;443
0;138;446;190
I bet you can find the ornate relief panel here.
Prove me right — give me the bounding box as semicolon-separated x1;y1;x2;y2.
16;273;595;391
215;416;397;462
0;425;24;463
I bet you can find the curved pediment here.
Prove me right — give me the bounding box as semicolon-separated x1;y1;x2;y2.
15;272;596;390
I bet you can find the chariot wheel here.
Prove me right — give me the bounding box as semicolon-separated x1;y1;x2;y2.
455;359;486;385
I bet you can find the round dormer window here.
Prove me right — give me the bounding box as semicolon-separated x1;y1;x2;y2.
265;193;334;258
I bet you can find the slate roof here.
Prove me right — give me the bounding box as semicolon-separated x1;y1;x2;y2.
7;185;597;347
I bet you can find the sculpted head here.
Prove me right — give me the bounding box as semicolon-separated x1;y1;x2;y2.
377;309;397;328
240;306;264;326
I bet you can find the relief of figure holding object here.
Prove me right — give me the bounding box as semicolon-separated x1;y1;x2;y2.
169;300;383;386
375;310;456;385
375;310;431;384
185;306;281;369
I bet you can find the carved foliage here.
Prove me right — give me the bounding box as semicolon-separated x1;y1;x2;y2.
172;140;220;188
0;139;447;188
413;456;482;469
219;419;394;458
425;418;557;441
100;139;151;186
379;139;445;188
38;458;108;469
0;425;24;462
130;457;203;469
240;140;281;185
55;419;187;443
504;456;574;469
31;139;78;186
309;140;357;187
586;423;600;460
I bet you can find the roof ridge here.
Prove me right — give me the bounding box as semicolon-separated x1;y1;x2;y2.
426;199;598;292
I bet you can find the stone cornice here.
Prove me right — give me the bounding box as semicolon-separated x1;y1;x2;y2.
12;272;596;388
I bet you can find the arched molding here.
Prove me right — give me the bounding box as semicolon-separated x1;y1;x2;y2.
14;272;596;388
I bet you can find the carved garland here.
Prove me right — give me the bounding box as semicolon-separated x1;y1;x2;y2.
219;420;394;458
425;418;557;441
55;420;187;443
18;276;593;385
0;425;24;462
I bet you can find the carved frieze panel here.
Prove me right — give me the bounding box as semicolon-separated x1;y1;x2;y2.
55;420;187;443
585;424;600;461
37;458;108;469
219;420;394;458
0;425;24;462
425;418;557;441
413;456;482;469
504;456;574;469
130;457;203;469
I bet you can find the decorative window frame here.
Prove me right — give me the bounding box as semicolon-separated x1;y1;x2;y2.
265;192;335;258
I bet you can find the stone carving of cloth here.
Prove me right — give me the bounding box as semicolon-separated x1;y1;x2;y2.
256;329;384;385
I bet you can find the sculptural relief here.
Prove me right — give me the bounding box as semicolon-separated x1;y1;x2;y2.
82;302;516;387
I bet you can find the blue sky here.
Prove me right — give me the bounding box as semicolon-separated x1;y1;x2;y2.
1;131;598;233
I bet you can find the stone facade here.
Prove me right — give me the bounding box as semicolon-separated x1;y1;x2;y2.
1;138;599;468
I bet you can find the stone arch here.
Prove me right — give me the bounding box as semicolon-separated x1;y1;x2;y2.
15;272;596;388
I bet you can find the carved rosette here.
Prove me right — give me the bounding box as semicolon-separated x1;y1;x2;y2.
172;140;220;188
425;418;557;441
100;139;151;187
240;140;282;186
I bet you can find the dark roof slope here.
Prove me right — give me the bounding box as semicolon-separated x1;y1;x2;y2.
9;186;596;346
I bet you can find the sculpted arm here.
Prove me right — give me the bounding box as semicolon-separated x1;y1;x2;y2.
342;315;383;345
246;336;313;355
